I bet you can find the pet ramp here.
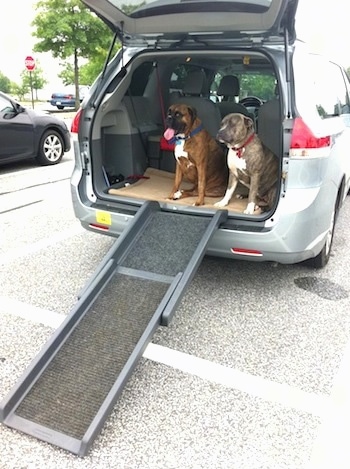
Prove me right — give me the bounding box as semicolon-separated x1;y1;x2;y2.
0;200;227;457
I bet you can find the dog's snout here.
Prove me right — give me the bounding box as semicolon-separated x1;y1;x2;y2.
165;113;174;126
217;125;228;143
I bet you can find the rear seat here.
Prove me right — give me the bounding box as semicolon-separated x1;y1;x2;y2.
144;70;224;173
216;75;253;120
101;95;163;180
257;98;281;156
169;70;222;137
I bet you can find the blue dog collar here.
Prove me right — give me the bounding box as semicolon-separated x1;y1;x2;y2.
168;123;203;145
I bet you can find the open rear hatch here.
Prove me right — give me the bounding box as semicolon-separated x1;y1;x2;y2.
76;0;299;219
82;0;298;47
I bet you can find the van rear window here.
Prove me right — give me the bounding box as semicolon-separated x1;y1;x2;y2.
131;0;272;18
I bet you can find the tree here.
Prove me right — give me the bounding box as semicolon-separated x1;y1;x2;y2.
32;0;112;109
0;72;11;93
57;63;76;87
78;3;146;85
21;66;47;100
10;83;30;101
32;1;148;104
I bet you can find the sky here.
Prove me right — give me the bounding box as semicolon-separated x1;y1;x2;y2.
2;0;350;99
1;0;140;98
3;2;61;97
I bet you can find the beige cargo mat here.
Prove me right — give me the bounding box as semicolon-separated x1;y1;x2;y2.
108;167;255;212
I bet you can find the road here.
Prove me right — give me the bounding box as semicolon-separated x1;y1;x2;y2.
1;149;350;469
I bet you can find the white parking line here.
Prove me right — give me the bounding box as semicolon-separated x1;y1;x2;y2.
144;343;330;417
0;226;83;265
307;339;350;469
1;296;331;421
0;297;65;329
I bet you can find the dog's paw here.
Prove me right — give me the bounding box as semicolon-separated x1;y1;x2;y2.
214;199;229;208
193;200;204;206
243;202;256;215
173;190;183;200
168;190;182;200
235;194;247;200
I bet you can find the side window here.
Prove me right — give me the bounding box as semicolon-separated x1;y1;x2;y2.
128;62;154;96
170;64;204;93
294;54;350;119
340;68;350;114
314;62;349;117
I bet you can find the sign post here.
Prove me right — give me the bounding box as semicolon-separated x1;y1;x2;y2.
25;56;36;109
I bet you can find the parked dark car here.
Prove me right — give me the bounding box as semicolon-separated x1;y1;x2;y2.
50;86;90;110
0;91;71;166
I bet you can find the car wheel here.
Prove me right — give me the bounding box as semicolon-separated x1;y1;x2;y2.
57;105;64;110
36;129;64;166
307;203;337;269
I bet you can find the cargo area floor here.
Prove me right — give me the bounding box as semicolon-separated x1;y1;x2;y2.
108;167;254;212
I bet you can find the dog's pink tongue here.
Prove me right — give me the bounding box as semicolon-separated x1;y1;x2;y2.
163;128;175;141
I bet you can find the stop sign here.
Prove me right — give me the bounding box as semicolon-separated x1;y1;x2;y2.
25;56;36;71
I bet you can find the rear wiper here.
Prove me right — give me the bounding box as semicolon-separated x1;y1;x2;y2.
172;35;209;48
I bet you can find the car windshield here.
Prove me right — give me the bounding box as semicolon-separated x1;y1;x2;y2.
212;70;277;102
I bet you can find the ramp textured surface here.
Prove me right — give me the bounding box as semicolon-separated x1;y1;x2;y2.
121;211;211;275
16;274;169;439
1;203;226;455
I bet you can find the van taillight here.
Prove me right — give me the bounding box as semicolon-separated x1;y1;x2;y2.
71;109;82;134
290;117;330;157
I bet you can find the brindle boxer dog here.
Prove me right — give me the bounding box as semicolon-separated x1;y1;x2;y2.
163;104;228;206
214;113;279;214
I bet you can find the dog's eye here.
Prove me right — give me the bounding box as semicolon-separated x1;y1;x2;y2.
175;111;182;118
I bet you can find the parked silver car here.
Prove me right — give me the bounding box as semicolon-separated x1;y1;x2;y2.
70;0;350;268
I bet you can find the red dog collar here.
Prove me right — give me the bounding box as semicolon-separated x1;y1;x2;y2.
232;133;255;158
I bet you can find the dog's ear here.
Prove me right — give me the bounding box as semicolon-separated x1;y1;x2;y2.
187;106;197;121
243;116;254;131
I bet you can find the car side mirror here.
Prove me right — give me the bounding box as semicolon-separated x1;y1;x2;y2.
14;102;25;113
2;102;25;119
3;109;17;119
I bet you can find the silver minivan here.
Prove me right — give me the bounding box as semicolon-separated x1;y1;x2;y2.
71;0;350;268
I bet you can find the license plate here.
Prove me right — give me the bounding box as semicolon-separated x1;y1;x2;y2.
96;210;112;226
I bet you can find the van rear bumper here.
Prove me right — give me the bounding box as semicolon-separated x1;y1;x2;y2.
70;180;329;266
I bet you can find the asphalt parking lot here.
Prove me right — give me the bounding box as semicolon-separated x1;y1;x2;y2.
1;152;350;469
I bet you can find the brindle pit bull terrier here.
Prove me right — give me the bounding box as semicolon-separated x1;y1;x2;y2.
163;104;228;206
214;113;279;214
